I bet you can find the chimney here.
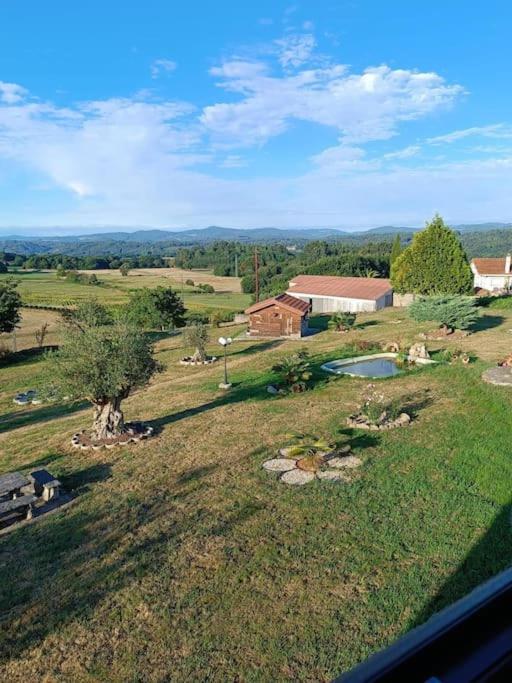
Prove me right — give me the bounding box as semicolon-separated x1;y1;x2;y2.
506;253;511;274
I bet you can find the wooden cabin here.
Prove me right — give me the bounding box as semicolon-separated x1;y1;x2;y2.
245;293;310;338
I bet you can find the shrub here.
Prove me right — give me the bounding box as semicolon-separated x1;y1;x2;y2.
409;295;478;332
198;283;215;293
185;279;195;287
328;311;356;332
272;350;312;393
359;385;405;425
35;322;49;348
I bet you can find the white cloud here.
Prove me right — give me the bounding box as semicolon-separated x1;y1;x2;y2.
150;58;177;79
274;33;316;68
0;81;28;104
202;60;463;148
383;145;421;160
220;154;247;168
0;34;509;229
426;124;512;144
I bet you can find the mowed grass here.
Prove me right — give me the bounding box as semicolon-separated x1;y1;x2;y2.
0;306;511;680
0;268;250;312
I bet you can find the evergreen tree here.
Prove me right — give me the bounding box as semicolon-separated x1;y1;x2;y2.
409;295;477;332
390;234;402;265
0;280;21;333
391;215;473;295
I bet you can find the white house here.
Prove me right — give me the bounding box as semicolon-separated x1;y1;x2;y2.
471;255;512;292
286;275;393;313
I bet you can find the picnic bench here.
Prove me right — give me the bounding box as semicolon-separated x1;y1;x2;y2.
29;469;61;502
0;494;36;521
0;472;30;500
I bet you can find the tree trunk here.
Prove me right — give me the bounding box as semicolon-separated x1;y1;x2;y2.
191;346;206;363
92;398;125;441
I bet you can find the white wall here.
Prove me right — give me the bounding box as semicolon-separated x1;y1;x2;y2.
288;292;389;313
474;274;512;291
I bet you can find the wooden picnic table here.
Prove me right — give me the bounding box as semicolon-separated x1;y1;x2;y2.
0;472;30;499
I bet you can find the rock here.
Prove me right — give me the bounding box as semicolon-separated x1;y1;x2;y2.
328;455;362;469
482;366;512;386
280;469;315;485
382;342;400;353
316;470;350;482
267;385;279;395
408;343;430;360
395;412;411;425
262;458;297;472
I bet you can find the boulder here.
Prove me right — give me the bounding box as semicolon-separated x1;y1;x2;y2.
408;343;430;360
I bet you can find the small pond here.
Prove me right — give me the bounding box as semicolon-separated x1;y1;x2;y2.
321;353;435;379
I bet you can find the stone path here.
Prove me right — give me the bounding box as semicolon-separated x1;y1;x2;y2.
262;450;362;485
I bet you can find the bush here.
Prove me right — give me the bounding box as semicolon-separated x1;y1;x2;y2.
185;279;195;287
272;350;312;393
198;283;215;293
359;385;405;425
328;311;356;332
409;295;478;332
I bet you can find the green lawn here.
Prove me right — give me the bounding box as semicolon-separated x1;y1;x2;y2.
0;306;510;680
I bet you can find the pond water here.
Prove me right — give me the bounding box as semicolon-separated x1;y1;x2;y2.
322;356;402;378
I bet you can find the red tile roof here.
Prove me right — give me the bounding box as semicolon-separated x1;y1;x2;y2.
472;258;511;275
245;293;310;316
287;275;392;301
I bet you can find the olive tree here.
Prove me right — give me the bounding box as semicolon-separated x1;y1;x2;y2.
52;322;160;440
182;323;209;362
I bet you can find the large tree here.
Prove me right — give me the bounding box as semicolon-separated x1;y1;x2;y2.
0;280;22;334
182;323;210;362
391;215;473;295
126;287;186;330
53;322;160;440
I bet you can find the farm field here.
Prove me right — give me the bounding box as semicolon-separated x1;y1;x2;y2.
0;303;511;680
0;268;250;312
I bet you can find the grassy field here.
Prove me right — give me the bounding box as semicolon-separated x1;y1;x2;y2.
0;305;511;680
0;267;250;312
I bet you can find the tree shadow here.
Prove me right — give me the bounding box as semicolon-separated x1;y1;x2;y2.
0;345;58;369
176;463;218;485
471;314;505;333
0;401;88;434
337;428;381;451
411;502;512;629
60;463;113;493
20;451;68;472
0;477;262;666
230;339;284;357
356;320;380;330
308;315;330;331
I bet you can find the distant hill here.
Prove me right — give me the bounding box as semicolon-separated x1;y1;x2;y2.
1;222;512;257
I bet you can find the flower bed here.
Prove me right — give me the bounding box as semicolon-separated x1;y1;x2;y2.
71;422;154;451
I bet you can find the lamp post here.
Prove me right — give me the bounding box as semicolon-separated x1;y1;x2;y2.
218;336;232;389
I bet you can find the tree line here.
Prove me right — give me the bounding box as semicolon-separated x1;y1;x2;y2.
175;240;393;297
0;252;167;271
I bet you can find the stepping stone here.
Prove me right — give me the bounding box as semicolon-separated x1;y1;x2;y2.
482;366;512;386
328;455;362;469
262;458;297;472
280;469;315;485
316;470;350;482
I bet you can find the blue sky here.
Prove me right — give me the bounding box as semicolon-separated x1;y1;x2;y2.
0;0;511;233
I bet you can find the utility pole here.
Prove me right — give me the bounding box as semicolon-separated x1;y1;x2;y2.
254;247;259;303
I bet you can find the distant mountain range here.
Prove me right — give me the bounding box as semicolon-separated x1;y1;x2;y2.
0;223;511;256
